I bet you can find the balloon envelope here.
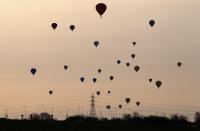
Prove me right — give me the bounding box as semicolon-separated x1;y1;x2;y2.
125;98;130;103
177;62;182;67
149;78;152;82
109;76;114;81
136;101;140;106
98;69;102;74
132;42;136;46
80;77;85;82
70;25;75;31
93;78;97;83
118;105;122;109
31;68;36;76
106;105;111;110
108;90;111;94
49;90;53;95
94;41;99;47
64;65;68;70
51;23;57;30
126;63;130;67
156;81;162;88
149;20;155;27
117;60;121;64
96;91;100;96
96;3;107;17
134;66;140;72
131;54;135;59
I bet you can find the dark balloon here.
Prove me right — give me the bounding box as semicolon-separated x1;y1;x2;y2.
93;78;97;83
108;90;111;94
80;77;85;82
118;104;122;109
64;65;68;70
98;69;102;74
117;60;121;64
109;76;114;81
106;105;111;110
136;101;140;106
96;3;107;17
156;81;162;88
132;42;136;46
94;41;99;47
49;90;53;95
177;62;182;68
125;98;130;104
134;66;140;72
96;91;100;96
70;25;75;31
126;63;130;67
51;23;57;30
149;78;152;83
31;68;36;76
149;20;155;27
131;54;135;59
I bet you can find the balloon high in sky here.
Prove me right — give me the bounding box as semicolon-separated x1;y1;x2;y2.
96;3;107;17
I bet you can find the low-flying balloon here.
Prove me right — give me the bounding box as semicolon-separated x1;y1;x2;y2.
96;3;107;17
131;54;135;59
98;69;102;74
94;41;99;47
117;60;121;64
93;78;97;83
51;23;57;30
136;101;140;106
177;62;182;68
118;105;122;109
31;68;36;76
149;20;155;27
134;66;140;72
80;77;85;82
70;25;75;31
49;90;53;95
96;91;100;96
109;76;114;81
125;98;130;104
126;63;130;67
64;65;68;70
156;81;162;88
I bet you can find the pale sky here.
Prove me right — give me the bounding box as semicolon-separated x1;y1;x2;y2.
0;0;199;119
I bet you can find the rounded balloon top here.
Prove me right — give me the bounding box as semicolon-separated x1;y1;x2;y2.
31;68;37;76
80;77;85;82
156;81;162;88
126;63;130;67
94;41;99;47
93;78;97;83
96;3;107;17
134;66;140;72
108;90;111;94
98;69;102;74
131;54;135;59
136;101;140;106
70;25;75;31
96;91;100;96
125;98;130;104
109;76;114;81
118;104;122;109
49;90;53;95
132;42;136;46
149;78;152;83
149;20;155;27
64;65;68;70
51;23;57;30
177;62;182;68
117;60;121;64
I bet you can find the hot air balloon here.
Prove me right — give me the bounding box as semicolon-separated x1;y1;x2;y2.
125;98;130;104
117;60;121;64
136;101;140;106
93;78;97;83
94;41;99;47
106;105;111;110
126;63;130;67
118;105;122;109
64;65;68;70
31;68;36;76
96;91;100;96
132;42;136;46
70;25;75;31
131;54;135;59
134;66;140;72
80;77;85;82
109;76;114;81
49;90;53;95
98;69;102;74
51;23;57;30
156;81;162;88
149;78;152;83
149;20;155;27
108;90;111;94
96;3;107;17
177;62;182;68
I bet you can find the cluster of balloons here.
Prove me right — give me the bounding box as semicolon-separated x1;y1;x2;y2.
51;23;75;31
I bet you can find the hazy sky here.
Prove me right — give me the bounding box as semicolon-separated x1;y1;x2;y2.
0;0;200;119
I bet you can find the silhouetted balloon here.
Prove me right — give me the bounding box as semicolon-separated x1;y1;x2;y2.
51;23;57;30
49;90;53;95
177;62;182;68
80;77;85;82
149;78;152;83
134;66;140;72
70;25;75;31
108;90;111;94
106;105;111;110
64;65;68;70
117;60;121;64
126;63;130;67
96;91;100;96
109;76;114;81
136;101;140;106
94;41;99;47
31;68;36;76
149;20;155;27
132;42;136;46
96;3;107;17
93;78;97;83
125;98;130;104
131;54;135;59
118;104;122;109
98;69;102;74
156;81;162;88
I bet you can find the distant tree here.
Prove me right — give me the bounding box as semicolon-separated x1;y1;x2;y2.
122;114;131;120
170;114;188;122
29;113;40;120
132;111;140;118
194;112;200;123
40;112;53;120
